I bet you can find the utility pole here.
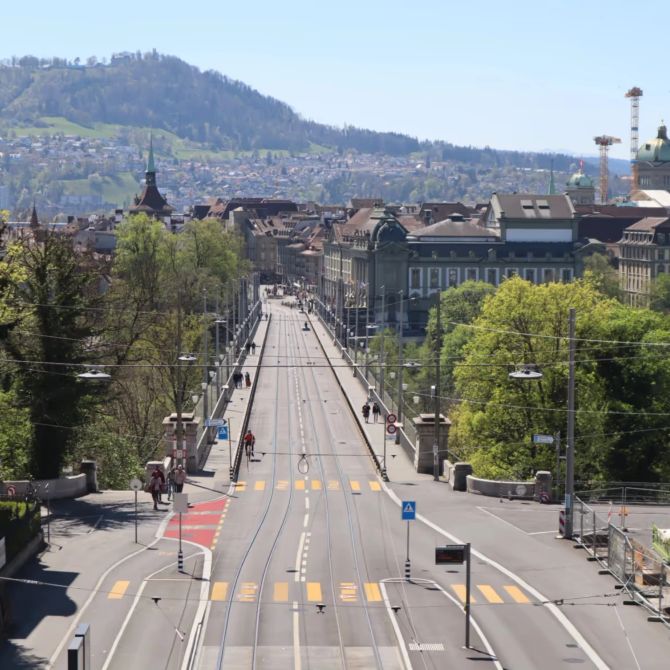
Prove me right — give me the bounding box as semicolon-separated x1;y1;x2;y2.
565;308;576;538
354;285;360;365
364;302;370;381
433;293;441;482
397;289;404;425
175;289;184;468
202;288;209;430
380;286;385;400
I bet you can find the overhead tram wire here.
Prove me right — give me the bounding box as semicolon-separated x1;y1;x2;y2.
299;311;385;669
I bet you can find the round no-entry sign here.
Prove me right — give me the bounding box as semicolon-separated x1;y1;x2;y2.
386;413;397;424
386;424;397;435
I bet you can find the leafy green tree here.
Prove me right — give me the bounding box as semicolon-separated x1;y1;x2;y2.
583;253;622;301
650;273;670;313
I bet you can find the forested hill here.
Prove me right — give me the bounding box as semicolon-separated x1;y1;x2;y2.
0;52;603;173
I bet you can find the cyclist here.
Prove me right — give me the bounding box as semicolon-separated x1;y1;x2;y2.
244;430;256;459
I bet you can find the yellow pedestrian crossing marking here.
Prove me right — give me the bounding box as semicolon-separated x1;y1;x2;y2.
364;583;382;602
306;582;322;602
328;480;340;490
254;481;266;491
350;480;361;492
311;479;322;490
211;582;229;601
238;582;258;602
340;582;357;602
274;582;288;602
504;585;530;603
368;481;382;491
295;480;305;491
451;585;475;603
277;480;289;490
235;481;246;492
477;585;504;604
108;580;130;599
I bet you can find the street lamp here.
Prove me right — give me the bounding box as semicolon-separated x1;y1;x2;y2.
77;368;111;380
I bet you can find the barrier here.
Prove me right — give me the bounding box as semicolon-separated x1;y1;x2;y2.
558;509;565;537
2;474;87;500
466;475;535;499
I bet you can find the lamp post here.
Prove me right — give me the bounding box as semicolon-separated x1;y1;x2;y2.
433;292;442;482
379;286;386;400
397;289;404;422
565;308;576;539
177;352;197;468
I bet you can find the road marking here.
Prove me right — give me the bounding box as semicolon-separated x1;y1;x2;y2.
504;585;530;603
306;582;322;602
277;480;289;490
238;582;257;602
305;497;309;510
211;582;228;601
293;600;301;670
328;480;340;490
368;481;382;491
295;532;306;581
274;582;289;602
364;582;382;602
303;513;309;528
311;479;322;490
350;480;361;492
295;480;305;491
477;585;504;604
451;585;476;603
254;481;266;491
108;580;130;599
340;582;357;602
235;481;246;492
379;581;412;670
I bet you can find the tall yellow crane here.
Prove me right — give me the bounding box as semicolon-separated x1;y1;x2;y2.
594;135;622;204
625;87;643;192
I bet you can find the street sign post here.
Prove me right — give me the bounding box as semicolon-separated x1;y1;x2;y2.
435;542;472;648
218;425;229;440
130;478;142;544
205;418;226;428
532;434;554;444
402;501;416;580
174;493;188;572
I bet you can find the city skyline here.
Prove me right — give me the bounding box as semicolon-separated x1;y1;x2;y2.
3;1;669;160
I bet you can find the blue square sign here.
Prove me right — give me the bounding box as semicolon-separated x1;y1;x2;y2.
402;500;416;520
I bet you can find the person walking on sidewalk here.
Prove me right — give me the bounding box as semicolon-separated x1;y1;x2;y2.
372;402;381;423
251;342;257;354
362;402;371;423
148;467;164;510
167;467;176;501
173;464;187;493
245;371;251;387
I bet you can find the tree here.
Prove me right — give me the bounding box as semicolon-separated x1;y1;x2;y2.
0;234;102;478
583;253;622;301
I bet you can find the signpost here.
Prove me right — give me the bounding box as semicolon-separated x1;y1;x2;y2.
173;493;189;571
205;418;226;428
435;542;471;648
130;478;142;544
218;424;229;440
532;434;554;444
402;501;416;580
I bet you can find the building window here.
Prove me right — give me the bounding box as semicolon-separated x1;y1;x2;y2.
429;267;440;289
525;268;536;283
544;268;555;283
466;268;478;281
410;268;421;290
486;268;498;286
448;269;458;287
505;267;517;278
561;268;572;282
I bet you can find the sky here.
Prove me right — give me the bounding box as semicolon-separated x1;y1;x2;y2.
5;0;669;160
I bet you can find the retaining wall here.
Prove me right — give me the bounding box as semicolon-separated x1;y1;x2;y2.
466;474;535;499
2;474;88;500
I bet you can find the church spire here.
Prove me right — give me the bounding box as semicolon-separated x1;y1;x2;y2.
30;202;39;229
145;134;156;187
547;159;556;195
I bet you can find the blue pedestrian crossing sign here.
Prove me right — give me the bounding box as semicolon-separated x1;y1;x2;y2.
218;425;229;440
402;500;416;520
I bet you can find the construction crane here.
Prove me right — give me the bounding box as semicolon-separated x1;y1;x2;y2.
594;135;622;204
625;87;643;192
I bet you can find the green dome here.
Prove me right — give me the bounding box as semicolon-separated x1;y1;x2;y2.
567;170;594;189
637;124;670;162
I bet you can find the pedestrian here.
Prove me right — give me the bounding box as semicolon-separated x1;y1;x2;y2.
174;464;186;493
167;466;176;501
246;342;251;355
251;342;256;354
372;402;381;423
245;371;251;387
362;402;370;423
149;466;164;510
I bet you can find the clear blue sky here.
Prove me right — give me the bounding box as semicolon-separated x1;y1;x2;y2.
4;0;667;159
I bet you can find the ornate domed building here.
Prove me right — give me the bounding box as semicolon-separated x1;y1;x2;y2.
636;123;670;189
565;166;595;205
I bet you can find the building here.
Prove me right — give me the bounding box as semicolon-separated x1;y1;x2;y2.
636;124;670;190
618;217;670;305
565;167;596;206
129;137;174;220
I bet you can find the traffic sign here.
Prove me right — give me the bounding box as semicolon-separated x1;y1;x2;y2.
532;434;554;444
386;413;397;424
386;423;397;435
205;418;226;428
218;425;229;440
402;500;416;520
129;478;142;492
435;544;466;564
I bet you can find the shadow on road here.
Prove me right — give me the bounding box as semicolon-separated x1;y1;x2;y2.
0;641;49;668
